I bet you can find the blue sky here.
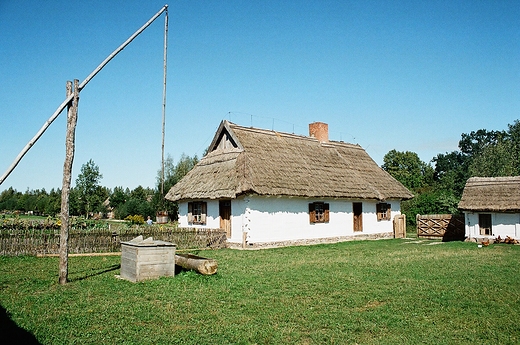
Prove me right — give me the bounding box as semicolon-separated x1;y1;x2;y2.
1;0;519;192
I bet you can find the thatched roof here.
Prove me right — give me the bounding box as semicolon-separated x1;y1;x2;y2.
165;121;413;202
458;176;520;212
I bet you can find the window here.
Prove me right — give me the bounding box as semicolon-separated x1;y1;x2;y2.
376;203;391;221
309;202;329;223
188;201;207;225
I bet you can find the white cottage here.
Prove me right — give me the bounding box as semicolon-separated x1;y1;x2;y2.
458;176;520;240
165;120;413;248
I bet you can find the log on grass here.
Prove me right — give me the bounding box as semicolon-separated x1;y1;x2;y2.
175;253;217;275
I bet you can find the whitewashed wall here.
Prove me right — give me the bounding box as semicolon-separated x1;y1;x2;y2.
178;196;402;245
465;212;520;239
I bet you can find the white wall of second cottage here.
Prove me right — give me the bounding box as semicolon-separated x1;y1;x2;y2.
464;212;520;239
465;213;479;238
493;213;520;238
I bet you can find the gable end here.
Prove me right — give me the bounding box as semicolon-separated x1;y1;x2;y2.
208;120;243;152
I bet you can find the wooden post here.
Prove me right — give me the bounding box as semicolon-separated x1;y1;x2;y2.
59;79;79;285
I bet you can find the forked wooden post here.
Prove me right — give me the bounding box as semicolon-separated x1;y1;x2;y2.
59;79;79;285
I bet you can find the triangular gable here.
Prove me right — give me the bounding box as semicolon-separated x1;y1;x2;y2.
208;120;243;152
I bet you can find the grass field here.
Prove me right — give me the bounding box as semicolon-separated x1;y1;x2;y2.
1;239;519;344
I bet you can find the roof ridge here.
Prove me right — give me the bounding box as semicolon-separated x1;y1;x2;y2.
228;121;360;148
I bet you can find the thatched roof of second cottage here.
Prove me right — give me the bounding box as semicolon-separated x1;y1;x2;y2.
458;176;520;212
165;120;413;202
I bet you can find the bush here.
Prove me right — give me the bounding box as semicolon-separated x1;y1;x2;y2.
124;215;144;224
401;190;460;226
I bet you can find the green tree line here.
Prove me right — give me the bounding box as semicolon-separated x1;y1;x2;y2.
0;154;198;222
382;119;520;225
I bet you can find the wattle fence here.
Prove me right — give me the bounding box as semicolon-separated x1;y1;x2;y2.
0;218;227;256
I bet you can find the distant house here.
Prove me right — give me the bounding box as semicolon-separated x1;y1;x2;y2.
458;176;520;240
165;120;413;248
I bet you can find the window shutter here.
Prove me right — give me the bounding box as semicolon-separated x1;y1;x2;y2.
324;203;330;223
376;203;382;221
309;203;316;223
187;202;193;223
386;203;391;220
201;202;207;225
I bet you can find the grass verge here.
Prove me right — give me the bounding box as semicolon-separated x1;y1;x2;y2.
1;239;519;344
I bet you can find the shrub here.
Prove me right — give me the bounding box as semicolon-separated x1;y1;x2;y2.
124;214;144;224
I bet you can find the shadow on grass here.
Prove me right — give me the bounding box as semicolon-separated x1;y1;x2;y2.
68;263;121;282
0;305;42;345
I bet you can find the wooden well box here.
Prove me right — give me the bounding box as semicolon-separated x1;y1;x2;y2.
120;236;176;282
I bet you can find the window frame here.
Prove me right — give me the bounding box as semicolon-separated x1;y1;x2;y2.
376;203;391;221
187;201;207;225
309;202;330;223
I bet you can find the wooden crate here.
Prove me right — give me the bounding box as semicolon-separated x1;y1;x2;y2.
120;236;176;282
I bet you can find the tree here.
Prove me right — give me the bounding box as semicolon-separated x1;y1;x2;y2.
0;187;19;211
382;150;433;192
157;153;199;193
45;188;62;216
508;120;520;174
154;153;199;220
469;139;515;177
432;128;501;198
110;186;127;208
435;121;520;180
458;129;505;157
432;151;470;198
75;159;104;218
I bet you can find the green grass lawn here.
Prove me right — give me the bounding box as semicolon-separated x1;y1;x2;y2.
1;239;519;344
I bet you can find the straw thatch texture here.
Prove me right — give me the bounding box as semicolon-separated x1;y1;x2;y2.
458;176;520;212
165;121;413;202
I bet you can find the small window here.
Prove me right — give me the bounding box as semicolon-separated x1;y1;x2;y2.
188;201;207;225
309;202;329;223
376;203;391;221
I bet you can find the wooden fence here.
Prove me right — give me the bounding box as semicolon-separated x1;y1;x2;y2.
416;214;465;241
0;225;227;256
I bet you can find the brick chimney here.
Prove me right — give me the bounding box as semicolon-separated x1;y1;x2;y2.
309;122;328;143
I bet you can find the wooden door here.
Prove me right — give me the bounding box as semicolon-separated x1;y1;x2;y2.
353;202;363;232
479;214;492;236
219;200;231;238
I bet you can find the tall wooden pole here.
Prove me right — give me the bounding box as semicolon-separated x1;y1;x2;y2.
161;6;168;200
59;79;79;285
